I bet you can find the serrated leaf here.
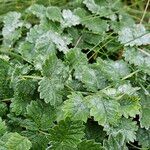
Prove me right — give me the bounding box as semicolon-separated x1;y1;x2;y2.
74;8;108;33
123;47;150;75
0;118;7;136
22;131;49;150
5;132;32;150
39;31;71;53
96;58;130;81
0;59;11;99
77;140;104;150
26;4;46;20
46;6;62;22
118;24;150;46
139;94;150;129
137;128;150;148
11;79;37;115
63;92;89;122
38;77;64;106
83;0;117;17
27;100;56;130
65;48;88;68
74;64;106;92
48;118;85;149
118;95;140;118
87;93;121;126
2;12;22;47
0;103;8;117
61;9;80;28
103;133;128;150
104;118;138;142
42;53;68;79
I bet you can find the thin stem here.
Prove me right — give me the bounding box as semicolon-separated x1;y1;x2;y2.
140;0;150;24
128;142;149;150
1;98;12;102
122;70;140;80
138;48;150;57
22;75;43;80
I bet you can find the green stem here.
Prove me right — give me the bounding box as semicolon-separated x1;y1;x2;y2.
122;70;140;80
22;75;43;80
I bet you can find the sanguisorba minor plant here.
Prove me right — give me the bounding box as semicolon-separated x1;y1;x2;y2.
0;0;150;149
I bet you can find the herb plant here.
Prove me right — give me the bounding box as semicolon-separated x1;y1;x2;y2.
0;0;150;149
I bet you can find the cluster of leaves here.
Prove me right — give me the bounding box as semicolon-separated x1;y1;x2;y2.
0;0;150;149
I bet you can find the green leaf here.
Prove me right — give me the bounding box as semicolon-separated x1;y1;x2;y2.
22;131;49;150
42;53;68;79
139;94;150;129
49;118;85;149
96;58;130;81
5;132;32;150
2;12;22;47
87;93;121;126
26;4;46;20
38;31;71;53
74;64;106;92
83;0;118;17
137;128;150;148
0;118;7;136
0;59;11;99
11;79;37;115
27;100;56;130
118;95;140;118
38;77;64;106
65;48;88;68
123;47;150;75
104;118;138;142
46;6;62;22
77;140;104;150
118;24;150;46
103;133;128;150
63;92;89;122
61;9;80;28
74;8;108;33
0;103;8;117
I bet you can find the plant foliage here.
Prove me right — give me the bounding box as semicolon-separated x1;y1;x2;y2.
0;0;150;149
